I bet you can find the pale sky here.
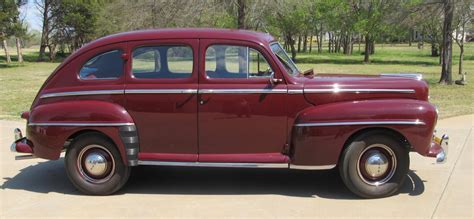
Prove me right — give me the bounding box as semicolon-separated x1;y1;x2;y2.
20;1;42;31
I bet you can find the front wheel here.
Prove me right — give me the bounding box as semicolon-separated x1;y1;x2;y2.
339;132;409;198
65;133;131;195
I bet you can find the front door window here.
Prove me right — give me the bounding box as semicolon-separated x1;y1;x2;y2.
205;45;273;79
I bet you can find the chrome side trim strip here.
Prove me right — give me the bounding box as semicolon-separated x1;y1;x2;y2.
304;88;415;94
137;161;289;168
294;120;425;127
199;89;287;94
125;89;198;94
40;89;289;97
40;90;124;99
288;89;304;94
28;122;135;127
381;73;423;80
289;164;336;170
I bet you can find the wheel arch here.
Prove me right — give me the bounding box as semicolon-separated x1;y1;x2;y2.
64;128;131;166
339;127;412;164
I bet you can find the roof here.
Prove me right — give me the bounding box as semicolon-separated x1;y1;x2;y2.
84;28;275;50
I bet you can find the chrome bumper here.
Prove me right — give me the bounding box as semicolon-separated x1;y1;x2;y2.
429;134;448;164
11;128;36;160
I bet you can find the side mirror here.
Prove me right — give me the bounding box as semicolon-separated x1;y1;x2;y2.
269;72;283;85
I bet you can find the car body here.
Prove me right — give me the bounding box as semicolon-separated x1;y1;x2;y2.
11;28;448;198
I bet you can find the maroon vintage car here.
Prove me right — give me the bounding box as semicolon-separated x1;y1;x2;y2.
10;28;448;198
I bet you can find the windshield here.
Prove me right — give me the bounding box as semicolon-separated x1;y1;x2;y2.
270;42;300;75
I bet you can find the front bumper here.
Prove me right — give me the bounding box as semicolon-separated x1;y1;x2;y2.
10;128;36;160
426;134;449;163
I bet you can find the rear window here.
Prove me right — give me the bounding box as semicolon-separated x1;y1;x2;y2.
79;50;124;80
132;45;193;79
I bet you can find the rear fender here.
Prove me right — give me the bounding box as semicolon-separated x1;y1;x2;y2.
27;100;136;165
290;99;437;166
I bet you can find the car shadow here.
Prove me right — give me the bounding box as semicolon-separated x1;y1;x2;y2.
1;159;424;199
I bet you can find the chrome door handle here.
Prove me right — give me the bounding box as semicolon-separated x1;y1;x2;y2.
199;97;210;105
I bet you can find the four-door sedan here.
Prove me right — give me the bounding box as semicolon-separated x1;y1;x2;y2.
10;28;448;198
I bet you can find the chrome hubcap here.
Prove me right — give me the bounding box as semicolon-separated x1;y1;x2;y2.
364;151;389;178
357;144;397;186
77;145;115;184
84;153;108;176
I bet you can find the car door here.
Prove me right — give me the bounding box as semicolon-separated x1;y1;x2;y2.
125;39;199;161
198;39;289;163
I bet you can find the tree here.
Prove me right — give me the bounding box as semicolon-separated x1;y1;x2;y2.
12;0;28;63
453;0;472;82
36;0;101;60
353;0;410;63
439;0;455;84
0;0;18;63
36;0;52;61
267;0;309;61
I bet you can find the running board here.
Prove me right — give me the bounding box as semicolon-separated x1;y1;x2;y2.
137;160;336;170
15;155;37;160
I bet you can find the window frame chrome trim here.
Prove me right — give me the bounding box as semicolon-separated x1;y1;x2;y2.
304;88;416;94
28;122;135;127
40;90;125;99
198;89;287;94
294;120;426;127
125;89;198;94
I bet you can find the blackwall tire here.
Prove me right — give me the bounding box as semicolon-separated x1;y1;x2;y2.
339;131;409;198
65;133;131;195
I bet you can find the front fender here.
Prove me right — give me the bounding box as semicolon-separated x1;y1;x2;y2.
26;100;135;165
290;99;437;166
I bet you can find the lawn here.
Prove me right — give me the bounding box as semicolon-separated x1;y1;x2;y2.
0;43;473;120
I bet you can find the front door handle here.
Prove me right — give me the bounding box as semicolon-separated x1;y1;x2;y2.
200;97;210;105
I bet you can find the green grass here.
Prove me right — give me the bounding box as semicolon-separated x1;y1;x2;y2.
1;44;473;120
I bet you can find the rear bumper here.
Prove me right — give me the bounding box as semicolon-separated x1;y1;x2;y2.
10;128;36;160
426;134;448;163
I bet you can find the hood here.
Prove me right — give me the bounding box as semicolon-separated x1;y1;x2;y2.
300;73;429;105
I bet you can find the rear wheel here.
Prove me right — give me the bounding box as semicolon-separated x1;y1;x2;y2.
65;133;130;195
339;132;409;198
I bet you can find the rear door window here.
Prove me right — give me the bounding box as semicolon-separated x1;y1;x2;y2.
79;50;124;80
132;45;193;79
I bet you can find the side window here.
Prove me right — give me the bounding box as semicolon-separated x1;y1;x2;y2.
79;50;124;80
132;45;193;79
205;45;273;79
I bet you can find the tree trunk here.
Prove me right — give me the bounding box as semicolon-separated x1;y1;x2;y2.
439;0;454;84
458;45;464;75
48;44;57;61
431;43;439;57
303;34;308;52
290;42;296;62
237;0;246;29
287;34;296;61
2;39;11;63
364;34;370;63
309;35;313;53
370;40;375;54
15;37;23;63
38;0;50;61
328;32;332;53
318;26;323;53
358;34;361;53
408;29;412;46
297;36;301;53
